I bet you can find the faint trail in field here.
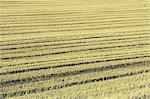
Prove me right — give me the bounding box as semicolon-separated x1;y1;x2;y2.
1;69;150;98
0;55;150;76
1;43;150;60
1;24;150;36
1;29;149;44
1;38;149;55
1;34;149;50
0;60;149;88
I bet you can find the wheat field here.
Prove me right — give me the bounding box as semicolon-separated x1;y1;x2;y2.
0;0;150;99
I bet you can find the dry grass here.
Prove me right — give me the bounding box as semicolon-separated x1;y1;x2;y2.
0;0;150;99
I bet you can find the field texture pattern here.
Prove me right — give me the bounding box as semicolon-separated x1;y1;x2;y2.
0;0;150;99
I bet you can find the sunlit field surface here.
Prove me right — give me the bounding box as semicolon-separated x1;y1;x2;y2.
0;0;150;99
